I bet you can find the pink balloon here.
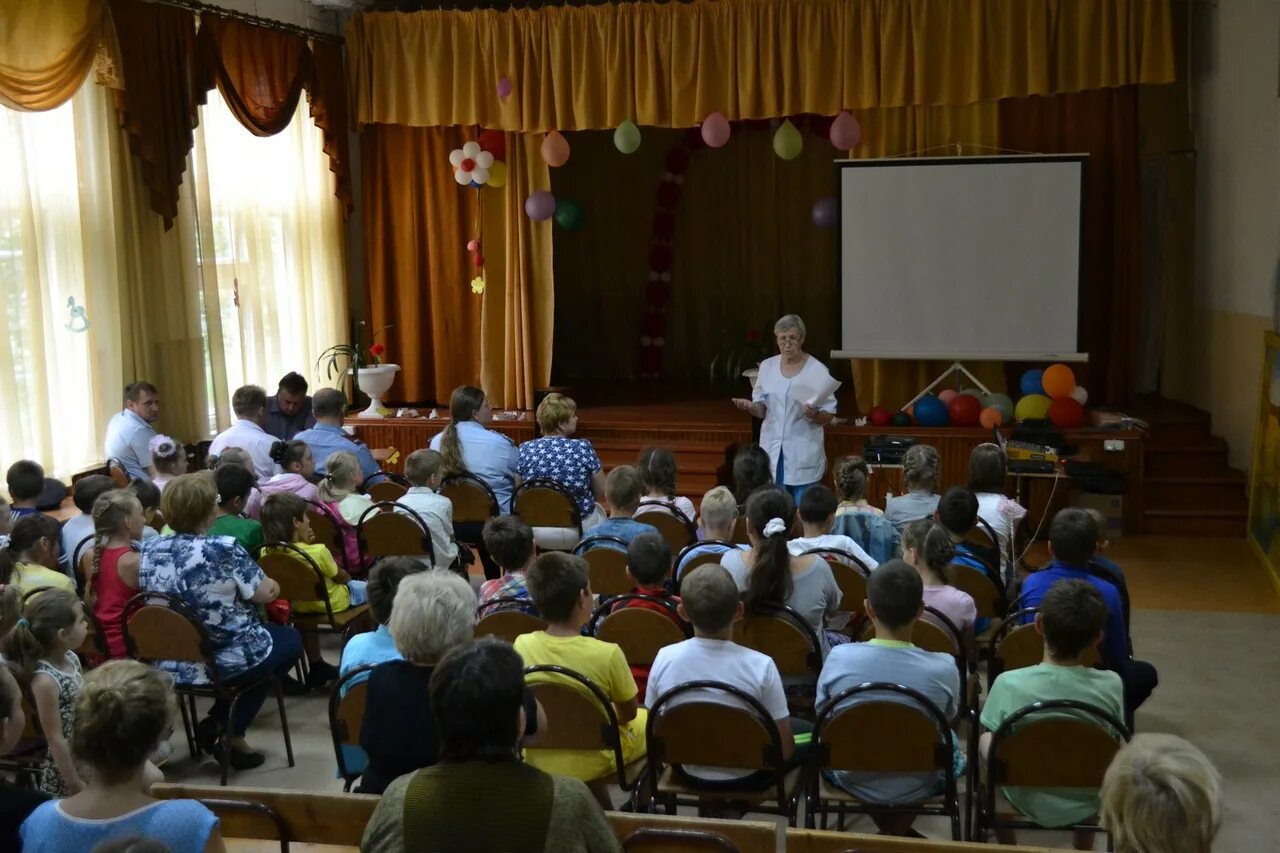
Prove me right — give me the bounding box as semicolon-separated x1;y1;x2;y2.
830;110;861;150
540;130;570;167
496;76;513;99
701;112;731;148
938;389;958;405
524;191;556;222
811;197;837;229
1070;386;1089;406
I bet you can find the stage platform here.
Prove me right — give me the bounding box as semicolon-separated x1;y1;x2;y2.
346;386;1146;534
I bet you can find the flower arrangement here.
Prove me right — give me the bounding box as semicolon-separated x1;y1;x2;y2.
709;328;767;387
317;320;393;384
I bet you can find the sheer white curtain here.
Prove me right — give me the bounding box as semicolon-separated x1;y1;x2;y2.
189;88;348;425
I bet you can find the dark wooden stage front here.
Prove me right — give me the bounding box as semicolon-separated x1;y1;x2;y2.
347;383;1146;534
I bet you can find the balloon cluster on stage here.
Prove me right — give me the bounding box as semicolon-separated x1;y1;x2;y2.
867;364;1088;430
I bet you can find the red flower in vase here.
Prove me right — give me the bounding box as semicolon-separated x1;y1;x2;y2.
370;343;386;357
746;329;760;343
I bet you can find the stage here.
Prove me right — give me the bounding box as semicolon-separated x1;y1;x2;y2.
346;383;1146;534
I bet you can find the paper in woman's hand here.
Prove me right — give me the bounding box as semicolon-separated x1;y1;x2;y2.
789;375;842;406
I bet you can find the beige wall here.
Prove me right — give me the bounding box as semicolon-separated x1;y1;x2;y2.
1187;0;1280;470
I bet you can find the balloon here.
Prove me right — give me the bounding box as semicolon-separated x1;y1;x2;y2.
960;388;984;399
466;239;480;252
1042;364;1077;399
1019;369;1045;396
1048;397;1086;429
1014;393;1052;421
613;120;642;154
462;141;481;160
701;112;731;148
948;393;983;427
979;406;1004;429
540;130;570;167
892;411;912;427
453;169;471;186
475;151;494;170
868;406;892;427
496;76;513;99
524;191;556;221
448;149;465;167
477;129;506;160
1070;386;1089;406
811;197;837;228
553;198;584;230
829;110;861;150
486;161;508;188
913;395;949;427
773;119;803;160
470;166;489;184
983;393;1015;423
470;252;484;267
938;389;958;405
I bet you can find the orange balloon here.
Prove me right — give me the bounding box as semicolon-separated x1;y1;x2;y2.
1041;363;1076;399
979;406;1004;429
540;130;570;167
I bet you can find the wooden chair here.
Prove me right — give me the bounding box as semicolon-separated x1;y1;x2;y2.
731;515;750;545
575;535;633;597
733;603;822;714
987;608;1100;690
257;542;372;650
915;605;971;700
305;500;350;573
122;592;294;785
475;597;546;643
621;827;741;851
972;699;1130;844
330;664;376;792
590;595;691;671
951;560;1005;646
636;500;696;552
106;458;130;488
673;540;739;590
366;480;407;504
356;502;435;567
808;682;963;840
645;680;803;824
524;664;647;805
800;548;871;636
610;814;776;853
0;687;45;788
152;783;379;849
440;473;501;551
513;478;581;546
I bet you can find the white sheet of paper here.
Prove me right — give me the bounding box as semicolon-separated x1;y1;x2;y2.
789;375;842;406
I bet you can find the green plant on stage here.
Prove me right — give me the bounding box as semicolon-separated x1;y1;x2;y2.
316;320;392;405
709;327;767;388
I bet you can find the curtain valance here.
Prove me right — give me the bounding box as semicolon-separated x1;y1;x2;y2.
346;0;1176;132
0;0;112;111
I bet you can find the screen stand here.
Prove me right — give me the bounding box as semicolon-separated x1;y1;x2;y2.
903;362;992;411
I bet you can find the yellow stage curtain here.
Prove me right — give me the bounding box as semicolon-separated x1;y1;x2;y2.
347;0;1175;131
0;0;111;111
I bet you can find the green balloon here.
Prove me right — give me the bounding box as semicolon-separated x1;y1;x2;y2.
891;411;912;427
613;120;642;154
773;119;803;161
553;198;584;230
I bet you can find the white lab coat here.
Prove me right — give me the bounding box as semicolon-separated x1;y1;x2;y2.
752;354;837;487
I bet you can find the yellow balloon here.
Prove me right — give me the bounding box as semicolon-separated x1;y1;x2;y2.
773;119;803;161
486;161;508;188
1014;393;1052;421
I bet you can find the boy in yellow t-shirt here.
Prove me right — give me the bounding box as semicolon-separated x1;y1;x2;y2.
514;551;646;807
261;493;368;688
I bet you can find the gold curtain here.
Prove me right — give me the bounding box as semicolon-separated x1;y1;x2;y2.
346;0;1175;131
0;0;111;111
307;40;353;215
196;16;309;137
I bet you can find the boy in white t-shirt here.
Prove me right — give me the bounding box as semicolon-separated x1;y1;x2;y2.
394;449;459;569
787;485;878;569
645;564;810;786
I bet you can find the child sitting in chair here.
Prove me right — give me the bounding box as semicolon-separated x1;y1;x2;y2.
788;485;878;569
395;449;458;570
477;516;537;614
610;531;682;696
586;466;656;552
674;486;748;580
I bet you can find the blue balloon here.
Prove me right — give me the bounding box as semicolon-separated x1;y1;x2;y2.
1019;369;1045;397
913;394;950;427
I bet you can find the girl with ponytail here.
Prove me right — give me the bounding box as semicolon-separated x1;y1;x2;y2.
719;488;845;657
0;514;73;595
19;660;223;853
2;589;88;795
81;490;144;659
901;519;977;642
428;385;519;512
262;440;319;502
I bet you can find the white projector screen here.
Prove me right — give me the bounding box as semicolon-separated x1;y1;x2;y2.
834;155;1086;361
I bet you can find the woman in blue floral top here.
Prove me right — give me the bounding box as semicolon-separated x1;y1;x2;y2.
516;393;606;550
137;472;303;771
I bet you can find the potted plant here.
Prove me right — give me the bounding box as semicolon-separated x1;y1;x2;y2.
317;320;399;418
709;328;767;389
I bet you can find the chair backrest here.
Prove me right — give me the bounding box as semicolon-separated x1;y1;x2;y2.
258;543;330;608
71;535;95;591
799;548;870;619
106;459;130;488
674;540;737;580
646;681;786;778
799;547;871;574
963;518;1003;569
988;700;1129;789
305;500;347;569
357;503;434;563
814;682;953;774
576;537;632;597
732;604;821;679
76;606;109;661
122;592;212;669
440;474;500;523
196;798;289;853
330;664;376;783
475;598;546;642
636;500;696;552
916;604;967;685
366;480;407;504
151;784;379;848
950;560;1003;619
621;827;741;852
730;515;750;545
524;664;637;788
514;478;580;529
989;608;1100;686
590;596;690;667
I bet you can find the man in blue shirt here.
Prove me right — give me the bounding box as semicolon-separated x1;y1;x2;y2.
294;388;383;486
264;372;316;441
103;381;160;481
1019;508;1157;725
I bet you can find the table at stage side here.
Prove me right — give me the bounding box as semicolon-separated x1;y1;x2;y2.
345;413;536;470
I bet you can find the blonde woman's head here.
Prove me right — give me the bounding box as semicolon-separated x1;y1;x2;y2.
389;571;475;663
160;472;217;534
1101;734;1222;853
73;660;174;782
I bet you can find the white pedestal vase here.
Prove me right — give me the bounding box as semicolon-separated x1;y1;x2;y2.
355;364;400;418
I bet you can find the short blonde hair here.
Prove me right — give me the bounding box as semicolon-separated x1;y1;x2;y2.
1101;734;1222;853
389;571;476;664
536;393;577;434
160;472;217;534
317;450;362;502
699;486;737;530
404;449;443;487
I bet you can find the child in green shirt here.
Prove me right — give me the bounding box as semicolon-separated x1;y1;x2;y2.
207;465;264;556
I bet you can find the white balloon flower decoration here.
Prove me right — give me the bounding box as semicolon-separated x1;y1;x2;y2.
449;141;494;186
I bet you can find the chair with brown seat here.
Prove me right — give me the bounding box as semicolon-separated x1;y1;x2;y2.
800;548;871;637
257;542;372;651
356;502;435;567
524;664;647;808
972;699;1130;844
305;500;350;573
951;560;1005;648
513;478;581;549
106;458;131;488
636;500;696;553
807;681;963;839
987;609;1100;691
730;516;750;545
152;783;378;849
575;536;633;598
440;473;501;556
621;826;741;851
673;540;740;592
645;680;803;824
732;604;822;716
330;664;377;792
475;597;546;643
915;605;971;702
589;595;691;672
362;471;409;504
121;591;294;785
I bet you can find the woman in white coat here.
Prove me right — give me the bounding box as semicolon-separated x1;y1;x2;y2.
732;315;836;500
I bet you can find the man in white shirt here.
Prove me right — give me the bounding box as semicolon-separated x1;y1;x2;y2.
103;381;161;481
209;385;280;481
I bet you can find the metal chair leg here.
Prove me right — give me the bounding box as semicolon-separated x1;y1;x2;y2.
273;676;295;767
176;691;197;759
222;691;240;787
